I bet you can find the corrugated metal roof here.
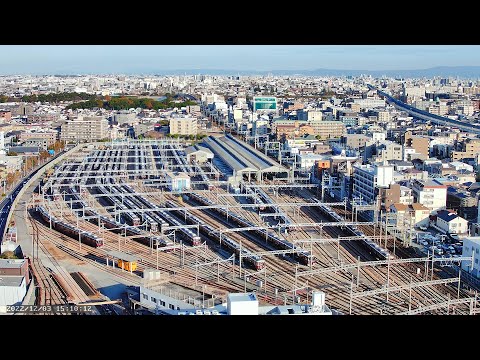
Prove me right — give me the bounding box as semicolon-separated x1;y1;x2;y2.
204;136;256;173
204;134;287;174
105;250;137;262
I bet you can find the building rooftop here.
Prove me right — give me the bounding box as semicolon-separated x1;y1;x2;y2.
0;259;26;269
0;275;24;287
415;179;445;188
436;210;459;223
392;203;408;211
7;146;40;153
464;237;480;244
184;144;214;156
204;134;287;175
227;293;257;302
411;203;430;211
105;250;137;262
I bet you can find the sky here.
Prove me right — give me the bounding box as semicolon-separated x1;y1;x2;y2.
0;45;479;74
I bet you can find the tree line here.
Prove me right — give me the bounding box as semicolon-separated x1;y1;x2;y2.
66;95;196;111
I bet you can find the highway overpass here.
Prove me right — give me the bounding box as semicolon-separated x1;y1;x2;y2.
369;85;480;135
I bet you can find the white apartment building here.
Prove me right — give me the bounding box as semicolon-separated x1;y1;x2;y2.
352;164;395;204
297;110;323;121
60;116;109;142
411;179;447;213
169;117;198;136
461;237;480;278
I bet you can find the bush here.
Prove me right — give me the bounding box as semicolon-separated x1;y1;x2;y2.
0;251;18;259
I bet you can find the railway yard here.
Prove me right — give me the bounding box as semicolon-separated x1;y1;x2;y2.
18;139;480;315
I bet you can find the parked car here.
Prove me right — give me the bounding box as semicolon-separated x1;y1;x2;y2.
448;233;460;241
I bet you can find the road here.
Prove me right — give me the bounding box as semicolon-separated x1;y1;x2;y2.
0;151;65;250
369;84;480;135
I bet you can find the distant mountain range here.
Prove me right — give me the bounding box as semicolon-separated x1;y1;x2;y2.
152;66;480;78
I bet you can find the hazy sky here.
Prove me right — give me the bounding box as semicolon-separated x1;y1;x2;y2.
1;45;479;74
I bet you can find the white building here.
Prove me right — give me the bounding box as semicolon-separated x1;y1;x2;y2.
435;210;468;235
352;164;395;204
372;132;386;142
352;98;386;109
60;116;109;142
296;153;328;171
227;293;259;315
0;276;27;313
411;179;447;213
449;161;474;173
165;172;190;191
0;131;5;155
297;110;323;121
461;237;480;278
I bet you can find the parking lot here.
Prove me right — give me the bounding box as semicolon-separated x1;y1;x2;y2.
413;228;464;257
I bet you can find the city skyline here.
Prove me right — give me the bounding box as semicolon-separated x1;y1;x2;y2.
1;45;480;75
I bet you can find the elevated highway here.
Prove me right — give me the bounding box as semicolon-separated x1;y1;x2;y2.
369;85;480;135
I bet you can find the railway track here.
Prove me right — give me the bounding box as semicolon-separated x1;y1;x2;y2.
33;143;477;314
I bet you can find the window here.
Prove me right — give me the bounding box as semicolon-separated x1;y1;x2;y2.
160;301;165;306
476;259;479;264
151;297;156;303
169;304;175;310
142;293;148;300
476;248;479;254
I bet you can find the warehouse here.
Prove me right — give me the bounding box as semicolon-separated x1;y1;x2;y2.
184;144;214;164
203;134;288;183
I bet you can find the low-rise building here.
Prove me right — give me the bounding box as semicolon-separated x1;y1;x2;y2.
184;144;214;164
390;203;430;228
435;210;468;235
165;172;190;191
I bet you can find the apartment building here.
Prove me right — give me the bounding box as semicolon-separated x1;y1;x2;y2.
451;138;480;161
19;130;57;146
60;116;109;142
390;203;430;228
352;164;395;204
169;117;198;136
411;179;447;213
297;110;323;121
404;133;430;158
309;121;346;139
